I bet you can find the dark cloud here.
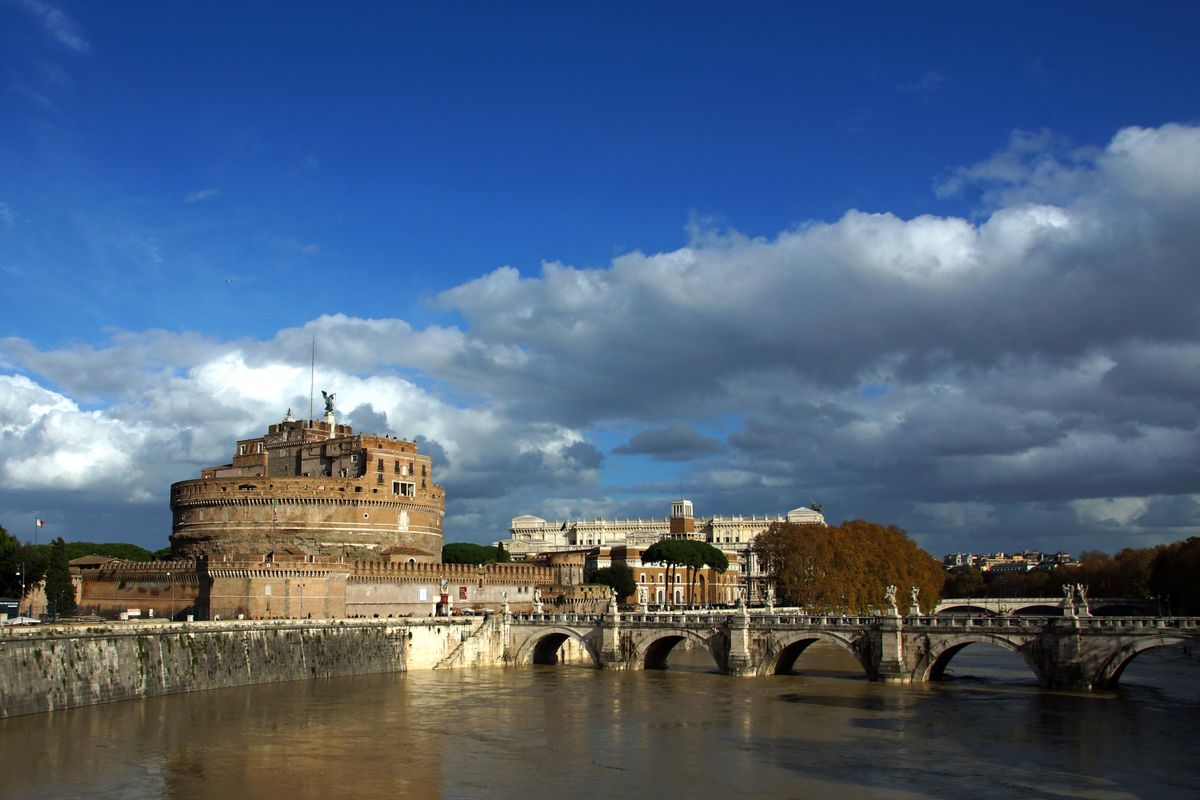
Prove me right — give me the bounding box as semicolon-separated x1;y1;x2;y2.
1133;496;1200;529
562;441;605;470
345;403;389;435
413;436;450;470
613;421;723;461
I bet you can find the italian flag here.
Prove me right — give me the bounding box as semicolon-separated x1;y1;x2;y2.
35;518;45;528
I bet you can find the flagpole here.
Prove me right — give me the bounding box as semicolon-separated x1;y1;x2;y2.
309;334;316;420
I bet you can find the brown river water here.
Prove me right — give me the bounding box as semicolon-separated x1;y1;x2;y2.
1;642;1197;799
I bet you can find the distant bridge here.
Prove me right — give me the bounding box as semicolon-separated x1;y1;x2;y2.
501;609;1199;691
934;597;1159;616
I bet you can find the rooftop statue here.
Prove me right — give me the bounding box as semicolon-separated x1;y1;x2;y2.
321;390;336;414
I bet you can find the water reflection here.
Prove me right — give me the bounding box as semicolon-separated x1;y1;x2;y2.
2;644;1197;799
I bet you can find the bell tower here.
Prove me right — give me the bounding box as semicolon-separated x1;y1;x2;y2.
669;499;695;535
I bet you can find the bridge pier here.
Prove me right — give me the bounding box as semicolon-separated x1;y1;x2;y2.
725;610;753;676
597;610;628;670
1029;618;1098;690
876;614;913;683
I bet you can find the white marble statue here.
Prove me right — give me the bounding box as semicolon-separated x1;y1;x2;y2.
884;585;899;615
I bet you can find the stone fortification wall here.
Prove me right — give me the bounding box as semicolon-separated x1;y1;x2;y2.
349;561;556;617
78;559;201;620
81;560;560;621
0;617;489;719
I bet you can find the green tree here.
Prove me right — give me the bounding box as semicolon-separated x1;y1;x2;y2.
642;539;696;608
1150;537;1200;615
44;537;76;617
61;541;159;562
942;567;985;598
686;541;728;605
494;542;512;563
441;542;497;565
0;523;47;602
639;540;729;606
589;563;637;602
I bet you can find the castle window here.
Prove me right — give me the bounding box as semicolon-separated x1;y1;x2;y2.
238;445;246;455
394;460;400;473
421;464;427;476
377;459;384;472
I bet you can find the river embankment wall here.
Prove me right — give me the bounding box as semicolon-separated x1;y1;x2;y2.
0;617;499;719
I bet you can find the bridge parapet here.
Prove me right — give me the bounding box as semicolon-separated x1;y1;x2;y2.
510;612;605;626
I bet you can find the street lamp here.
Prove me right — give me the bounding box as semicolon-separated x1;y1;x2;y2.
167;571;173;621
297;582;305;619
15;564;24;617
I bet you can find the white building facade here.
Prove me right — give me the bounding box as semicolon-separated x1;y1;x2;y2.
498;500;827;603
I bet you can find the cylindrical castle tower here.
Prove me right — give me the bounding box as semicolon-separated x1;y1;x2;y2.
169;411;444;561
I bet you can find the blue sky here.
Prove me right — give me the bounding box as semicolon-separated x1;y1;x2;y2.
2;1;1199;556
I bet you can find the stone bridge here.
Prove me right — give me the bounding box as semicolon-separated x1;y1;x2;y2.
934;596;1159;616
501;609;1200;691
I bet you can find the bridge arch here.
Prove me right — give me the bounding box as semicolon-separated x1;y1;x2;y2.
919;634;1035;682
760;632;869;678
936;605;999;617
1094;634;1200;689
512;626;601;668
1010;604;1062;616
637;628;724;671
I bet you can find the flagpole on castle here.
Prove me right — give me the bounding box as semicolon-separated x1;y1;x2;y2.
34;516;44;547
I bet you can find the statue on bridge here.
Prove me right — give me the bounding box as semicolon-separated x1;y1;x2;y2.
884;585;899;616
638;586;648;613
909;586;921;616
764;585;776;612
502;590;510;617
1062;583;1077;617
1076;583;1090;617
532;587;543;614
607;587;619;616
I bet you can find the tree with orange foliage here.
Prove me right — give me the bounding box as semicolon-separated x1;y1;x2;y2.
753;519;943;613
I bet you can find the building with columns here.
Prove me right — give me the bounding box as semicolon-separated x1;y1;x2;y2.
499;499;826;603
